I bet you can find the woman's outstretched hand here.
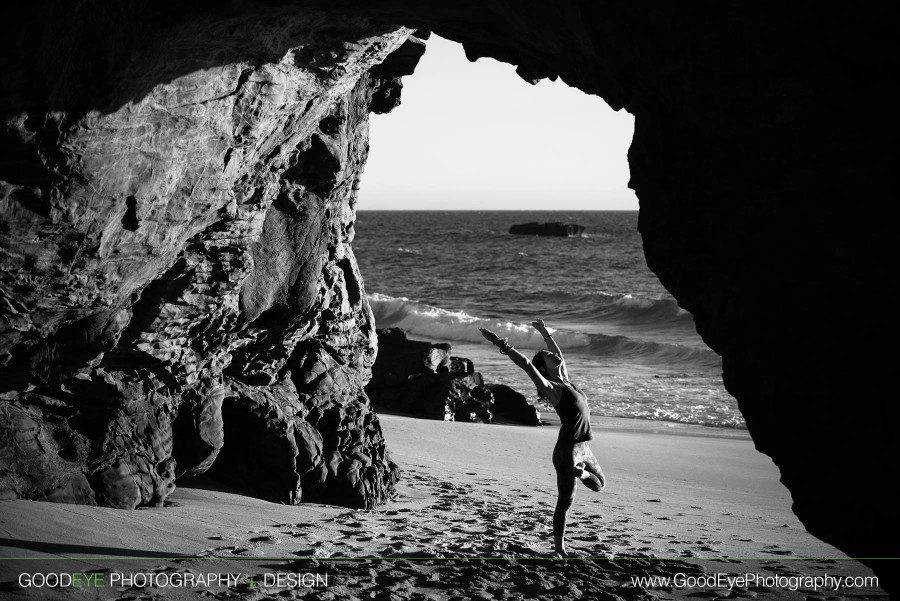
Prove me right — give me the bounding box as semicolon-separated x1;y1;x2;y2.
478;327;501;345
479;327;511;355
532;318;549;335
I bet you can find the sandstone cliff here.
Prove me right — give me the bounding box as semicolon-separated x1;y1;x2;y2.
1;5;426;510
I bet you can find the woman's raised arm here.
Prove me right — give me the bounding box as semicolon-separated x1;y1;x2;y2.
532;319;569;381
477;327;557;400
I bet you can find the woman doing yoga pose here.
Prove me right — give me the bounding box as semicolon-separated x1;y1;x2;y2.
478;319;605;556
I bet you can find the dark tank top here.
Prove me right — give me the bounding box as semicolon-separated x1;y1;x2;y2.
554;382;593;444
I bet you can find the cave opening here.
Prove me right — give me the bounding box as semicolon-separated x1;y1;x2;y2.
1;4;894;589
354;36;739;432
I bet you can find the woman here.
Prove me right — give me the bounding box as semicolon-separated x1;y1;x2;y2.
478;319;605;557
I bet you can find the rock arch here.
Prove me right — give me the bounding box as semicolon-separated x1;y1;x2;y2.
0;0;896;589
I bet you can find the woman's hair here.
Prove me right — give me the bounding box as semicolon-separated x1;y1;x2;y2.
532;351;550;402
532;350;549;378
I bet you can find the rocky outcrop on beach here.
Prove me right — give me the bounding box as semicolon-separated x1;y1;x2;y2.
509;222;585;237
365;329;542;425
1;1;897;589
487;384;543;426
0;8;429;510
366;328;505;423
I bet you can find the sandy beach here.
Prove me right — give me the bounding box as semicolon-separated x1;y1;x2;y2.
0;414;886;600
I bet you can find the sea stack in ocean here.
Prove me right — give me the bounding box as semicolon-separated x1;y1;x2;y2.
366;328;541;425
509;222;586;237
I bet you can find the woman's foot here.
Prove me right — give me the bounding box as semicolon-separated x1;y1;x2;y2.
553;535;568;557
574;462;605;491
581;473;604;492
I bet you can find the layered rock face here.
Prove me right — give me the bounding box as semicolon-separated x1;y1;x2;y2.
1;0;897;588
0;5;428;509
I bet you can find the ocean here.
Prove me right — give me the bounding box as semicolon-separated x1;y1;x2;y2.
353;211;742;430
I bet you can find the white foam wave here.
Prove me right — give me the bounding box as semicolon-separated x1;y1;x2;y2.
367;293;590;350
367;292;720;370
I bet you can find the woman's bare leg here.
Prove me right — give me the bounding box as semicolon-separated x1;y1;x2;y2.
553;477;577;555
552;443;578;555
582;446;606;489
573;444;605;491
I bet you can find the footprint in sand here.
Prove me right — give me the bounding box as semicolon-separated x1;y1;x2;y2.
207;534;241;542
248;534;282;544
196;544;254;557
762;545;794;556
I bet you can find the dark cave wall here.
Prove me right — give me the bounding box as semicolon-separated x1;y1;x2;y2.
1;0;898;586
344;2;900;581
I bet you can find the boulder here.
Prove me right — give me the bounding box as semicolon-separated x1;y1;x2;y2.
371;328;451;383
366;329;492;422
509;222;586;237
487;384;543;426
448;356;474;374
366;329;542;425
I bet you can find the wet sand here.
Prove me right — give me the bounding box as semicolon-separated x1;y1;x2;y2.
0;414;886;600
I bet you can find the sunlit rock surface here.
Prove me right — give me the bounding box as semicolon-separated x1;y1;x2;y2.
0;6;426;509
1;1;897;588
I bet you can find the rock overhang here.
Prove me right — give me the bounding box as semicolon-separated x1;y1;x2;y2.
1;0;897;590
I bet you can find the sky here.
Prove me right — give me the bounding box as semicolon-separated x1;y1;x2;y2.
358;35;638;211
